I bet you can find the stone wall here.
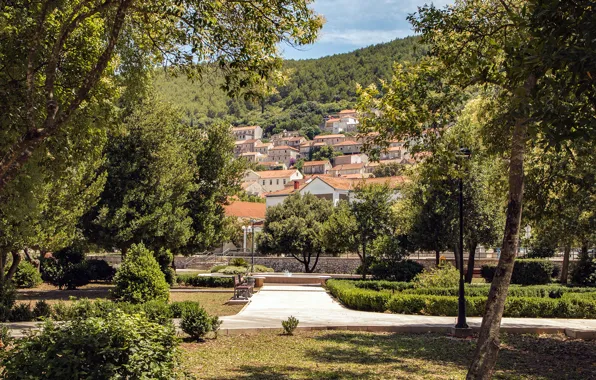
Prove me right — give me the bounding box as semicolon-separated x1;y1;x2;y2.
88;254;568;275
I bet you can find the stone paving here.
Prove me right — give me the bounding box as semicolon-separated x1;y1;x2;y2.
218;284;596;338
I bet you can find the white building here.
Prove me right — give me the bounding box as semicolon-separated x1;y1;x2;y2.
232;126;263;141
243;169;303;193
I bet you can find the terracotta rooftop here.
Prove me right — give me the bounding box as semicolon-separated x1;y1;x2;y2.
333;140;362;147
314;134;345;140
326;118;340;123
339;109;356;114
303;160;330;167
270;145;299;152
283;136;305;141
224;201;266;219
235;139;259;144
265;175;407;196
232;126;259;131
255;169;299;179
330;163;365;171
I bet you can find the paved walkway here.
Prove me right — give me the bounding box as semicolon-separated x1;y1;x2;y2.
219;285;596;338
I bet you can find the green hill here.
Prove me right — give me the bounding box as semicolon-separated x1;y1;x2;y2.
154;36;422;138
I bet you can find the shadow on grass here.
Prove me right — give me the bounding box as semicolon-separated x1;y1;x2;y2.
309;332;596;380
16;286;112;302
207;364;390;380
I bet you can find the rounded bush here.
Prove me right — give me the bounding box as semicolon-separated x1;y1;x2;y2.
176;275;234;288
571;256;596;286
482;260;555;285
112;243;170;304
33;300;52;320
9;303;34;322
413;264;459;288
370;259;424;282
2;311;180;379
229;258;249;267
180;304;221;340
12;261;42;288
41;245;90;290
86;259;116;282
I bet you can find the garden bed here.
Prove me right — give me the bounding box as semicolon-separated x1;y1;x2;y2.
326;280;596;318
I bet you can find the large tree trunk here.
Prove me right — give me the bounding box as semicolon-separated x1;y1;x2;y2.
361;242;367;279
560;244;571;284
467;88;531;379
5;251;22;282
0;250;6;283
466;243;478;284
435;249;440;266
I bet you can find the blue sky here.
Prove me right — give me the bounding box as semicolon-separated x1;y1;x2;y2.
281;0;453;60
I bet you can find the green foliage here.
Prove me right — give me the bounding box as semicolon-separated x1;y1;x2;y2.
12;261;42;288
9;303;34;322
253;265;275;273
209;265;228;273
229;258;249;267
370;260;424;282
155;37;422;134
282;316;299;335
258;193;333;273
571;255;596;286
32;300;52;320
2;311;180;379
86;259;116;282
352;280;414;292
482;260;555;285
112;243;170;304
180;305;221;341
325;280;391;312
372;162;404;178
0;281;16;322
41;245;90;290
176;275;234;288
216;266;248;275
413;264;460;289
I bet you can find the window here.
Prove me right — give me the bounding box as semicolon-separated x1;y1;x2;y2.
262;180;265;185
276;179;279;185
283;179;287;184
270;180;273;185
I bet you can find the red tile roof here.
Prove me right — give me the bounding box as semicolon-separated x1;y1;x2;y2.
224;201;266;219
303;160;331;167
255;169;300;179
339;109;356;114
232;126;260;131
270;145;299;152
314;134;345;140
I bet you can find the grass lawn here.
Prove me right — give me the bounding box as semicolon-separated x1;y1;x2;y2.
181;331;596;380
16;284;242;317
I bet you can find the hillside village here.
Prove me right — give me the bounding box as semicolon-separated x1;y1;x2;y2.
233;109;419;206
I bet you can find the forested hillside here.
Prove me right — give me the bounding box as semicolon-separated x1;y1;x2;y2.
155;36;422;138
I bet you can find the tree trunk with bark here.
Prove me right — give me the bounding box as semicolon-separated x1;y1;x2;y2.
560;244;571;284
467;75;533;379
466;243;478;283
435;250;440;266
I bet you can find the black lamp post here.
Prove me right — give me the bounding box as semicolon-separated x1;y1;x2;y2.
455;147;471;332
250;219;255;273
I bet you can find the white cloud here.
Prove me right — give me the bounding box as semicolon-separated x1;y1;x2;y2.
318;28;413;45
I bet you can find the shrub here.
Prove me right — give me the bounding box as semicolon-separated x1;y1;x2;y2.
252;264;275;273
217;265;248;275
370;259;424;282
512;259;555;285
154;248;176;286
209;264;228;273
2;311;180;379
12;261;42;288
41;245;90;290
282;316;299;335
0;281;16;322
325;280;390;312
229;258;249;267
0;324;12;348
176;275;234;288
482;259;555;285
571;255;596;286
413;264;460;288
9;303;34;322
33;300;52;320
170;301;203;318
112;243;170;304
86;259;116;282
180;305;221;340
353;280;414;292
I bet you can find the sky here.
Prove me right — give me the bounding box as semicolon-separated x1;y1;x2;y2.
281;0;453;60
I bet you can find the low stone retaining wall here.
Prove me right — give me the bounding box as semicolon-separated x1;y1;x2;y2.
88;254;569;275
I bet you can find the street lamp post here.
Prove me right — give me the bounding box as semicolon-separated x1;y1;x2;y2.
250;219;255;273
453;147;472;336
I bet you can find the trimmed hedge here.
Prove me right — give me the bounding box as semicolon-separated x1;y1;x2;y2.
176;275;234;288
387;294;596;318
327;279;596;318
481;259;555;285
353;280;414;292
326;280;391;312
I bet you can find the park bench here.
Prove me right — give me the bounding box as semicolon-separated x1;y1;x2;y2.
233;274;253;299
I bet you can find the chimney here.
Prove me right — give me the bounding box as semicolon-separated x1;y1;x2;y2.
293;180;300;190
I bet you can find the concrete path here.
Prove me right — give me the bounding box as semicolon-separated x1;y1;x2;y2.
219;285;596;338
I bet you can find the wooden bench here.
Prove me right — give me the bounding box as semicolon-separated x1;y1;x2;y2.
233;274;254;299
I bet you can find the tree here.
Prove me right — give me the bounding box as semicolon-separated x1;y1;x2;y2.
372;162;404;177
310;145;341;162
0;0;323;193
358;1;596;377
83;95;195;255
350;183;396;279
258;193;333;273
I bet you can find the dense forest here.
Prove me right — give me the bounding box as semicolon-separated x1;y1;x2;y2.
154;36;422;137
